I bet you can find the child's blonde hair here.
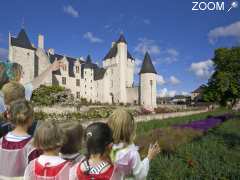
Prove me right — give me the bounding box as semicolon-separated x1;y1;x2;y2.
0;62;9;89
2;82;25;105
59;121;83;154
33;121;66;151
9;99;33;126
9;63;23;82
108;108;135;144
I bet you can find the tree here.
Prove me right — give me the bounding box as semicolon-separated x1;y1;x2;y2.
203;47;240;107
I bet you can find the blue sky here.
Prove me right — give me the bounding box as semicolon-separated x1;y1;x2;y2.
0;0;239;96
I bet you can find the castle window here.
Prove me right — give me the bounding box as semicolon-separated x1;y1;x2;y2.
85;85;86;88
76;92;80;98
91;80;92;83
76;66;80;73
85;92;87;95
27;52;30;56
62;77;66;85
76;79;80;86
91;87;92;90
62;64;67;71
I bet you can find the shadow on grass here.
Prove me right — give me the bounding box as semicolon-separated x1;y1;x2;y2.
211;131;240;148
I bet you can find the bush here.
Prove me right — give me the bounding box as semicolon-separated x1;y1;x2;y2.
154;107;175;114
32;85;75;106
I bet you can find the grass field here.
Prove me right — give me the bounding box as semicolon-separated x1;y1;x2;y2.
136;108;240;180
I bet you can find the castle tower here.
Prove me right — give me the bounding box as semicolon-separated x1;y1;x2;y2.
9;29;36;84
83;55;94;102
117;34;128;104
102;34;134;104
139;52;157;109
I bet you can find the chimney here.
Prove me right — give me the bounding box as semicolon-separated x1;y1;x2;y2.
48;48;55;55
112;41;116;47
38;34;44;49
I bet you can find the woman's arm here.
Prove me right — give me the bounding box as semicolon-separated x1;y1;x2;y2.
31;60;63;90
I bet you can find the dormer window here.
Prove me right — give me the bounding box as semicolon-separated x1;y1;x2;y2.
76;66;80;73
62;64;67;71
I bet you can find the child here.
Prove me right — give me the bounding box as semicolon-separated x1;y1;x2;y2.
108;108;160;180
0;99;40;178
70;122;114;180
24;121;71;180
59;121;84;163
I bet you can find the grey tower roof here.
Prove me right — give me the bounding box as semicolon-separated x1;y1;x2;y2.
139;52;157;74
117;34;127;44
11;29;35;50
103;34;134;60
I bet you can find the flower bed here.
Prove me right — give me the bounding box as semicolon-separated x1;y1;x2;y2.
174;114;233;132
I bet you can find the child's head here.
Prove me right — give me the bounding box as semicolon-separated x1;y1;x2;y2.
108;108;136;144
33;121;66;152
59;121;83;155
9;99;33;127
0;62;9;89
85;122;113;157
9;63;23;82
2;81;25;105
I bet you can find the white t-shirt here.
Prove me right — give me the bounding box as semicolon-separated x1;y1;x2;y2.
5;132;31;142
0;83;33;113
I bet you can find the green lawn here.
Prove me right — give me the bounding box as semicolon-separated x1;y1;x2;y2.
136;109;240;180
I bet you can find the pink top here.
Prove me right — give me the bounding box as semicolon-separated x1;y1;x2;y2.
0;136;41;177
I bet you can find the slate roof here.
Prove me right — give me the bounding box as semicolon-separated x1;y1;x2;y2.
49;53;83;78
49;53;106;80
11;29;35;50
117;34;127;44
103;43;134;60
139;52;157;74
94;67;107;81
192;85;206;93
103;34;134;61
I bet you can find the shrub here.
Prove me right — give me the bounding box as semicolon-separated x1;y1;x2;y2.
32;85;67;106
154;107;175;114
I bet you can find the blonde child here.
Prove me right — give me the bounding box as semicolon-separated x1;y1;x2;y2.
108;108;160;180
59;121;84;163
24;121;71;180
70;122;114;180
0;99;40;178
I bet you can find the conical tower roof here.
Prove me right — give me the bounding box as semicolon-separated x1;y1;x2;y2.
11;29;35;50
139;52;157;74
117;34;127;44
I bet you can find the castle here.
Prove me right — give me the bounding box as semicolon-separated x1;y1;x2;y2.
8;29;158;108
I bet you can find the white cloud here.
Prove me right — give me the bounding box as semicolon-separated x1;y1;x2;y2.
166;48;179;57
63;5;79;18
0;48;8;59
164;48;179;64
143;19;151;25
208;21;240;44
83;32;103;43
169;75;180;85
159;88;176;97
157;75;166;85
134;38;160;55
181;91;190;96
190;60;213;79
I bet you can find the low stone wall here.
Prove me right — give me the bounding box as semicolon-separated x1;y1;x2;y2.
82;109;208;127
134;109;208;122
